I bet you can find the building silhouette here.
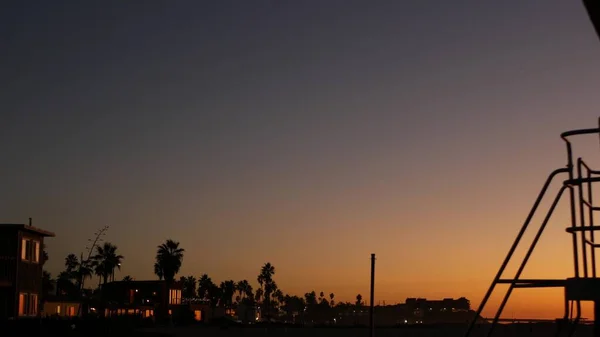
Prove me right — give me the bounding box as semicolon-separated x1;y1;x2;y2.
0;221;55;319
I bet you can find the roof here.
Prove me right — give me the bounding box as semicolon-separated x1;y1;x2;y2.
0;224;55;237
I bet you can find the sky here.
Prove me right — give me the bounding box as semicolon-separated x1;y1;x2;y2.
2;0;600;319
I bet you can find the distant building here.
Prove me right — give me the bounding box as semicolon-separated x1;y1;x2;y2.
405;297;470;313
0;222;55;319
101;280;184;319
42;296;83;317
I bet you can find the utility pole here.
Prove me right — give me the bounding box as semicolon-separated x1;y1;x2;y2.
370;253;376;337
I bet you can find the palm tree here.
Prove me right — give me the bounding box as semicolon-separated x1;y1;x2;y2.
220;280;237;309
155;239;184;282
56;271;77;297
273;288;284;311
63;253;92;290
93;261;105;287
92;242;124;284
65;254;79;273
255;288;264;305
257;262;276;320
122;275;133;282
180;276;197;298
304;291;317;321
197;274;213;300
154;262;163;280
237;280;253;303
75;259;93;289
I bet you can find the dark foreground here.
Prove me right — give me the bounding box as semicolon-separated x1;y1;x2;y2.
138;324;595;337
1;319;596;337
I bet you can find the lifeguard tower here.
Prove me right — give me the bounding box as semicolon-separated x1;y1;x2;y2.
464;119;600;337
465;1;600;335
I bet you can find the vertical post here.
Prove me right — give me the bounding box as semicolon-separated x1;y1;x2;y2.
370;253;376;337
595;300;600;337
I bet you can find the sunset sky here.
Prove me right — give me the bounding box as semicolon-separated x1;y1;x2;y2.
3;0;600;319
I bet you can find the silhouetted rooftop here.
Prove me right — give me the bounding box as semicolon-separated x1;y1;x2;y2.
0;223;55;237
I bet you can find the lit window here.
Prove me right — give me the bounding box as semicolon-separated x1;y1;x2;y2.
169;289;181;304
56;306;61;314
25;240;32;261
33;241;40;263
29;294;38;315
18;293;26;316
194;310;202;321
20;239;40;263
21;240;27;260
68;306;75;317
18;293;38;316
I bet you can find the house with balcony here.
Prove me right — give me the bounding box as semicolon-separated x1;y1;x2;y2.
0;221;55;319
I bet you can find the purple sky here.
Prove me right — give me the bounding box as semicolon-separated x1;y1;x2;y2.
2;0;600;317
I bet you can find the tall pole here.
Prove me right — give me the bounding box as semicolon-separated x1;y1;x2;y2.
370;253;376;337
595;300;600;337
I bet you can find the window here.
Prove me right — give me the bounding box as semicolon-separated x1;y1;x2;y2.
21;240;27;260
67;306;75;317
18;294;25;316
18;293;38;316
33;241;40;263
169;289;181;304
20;239;40;263
56;305;61;314
29;294;38;315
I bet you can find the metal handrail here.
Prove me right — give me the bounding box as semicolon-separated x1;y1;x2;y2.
463;168;568;337
485;185;568;337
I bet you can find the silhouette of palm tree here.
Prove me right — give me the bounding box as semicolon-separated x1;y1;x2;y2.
63;253;92;290
220;280;237;309
122;275;133;281
92;242;123;284
179;275;197;298
258;263;276;320
154;262;163;280
65;254;79;273
237;279;253;303
94;262;105;287
76;259;93;289
197;274;213;299
155;239;184;282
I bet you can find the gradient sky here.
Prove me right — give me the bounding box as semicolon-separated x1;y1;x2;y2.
3;0;600;319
